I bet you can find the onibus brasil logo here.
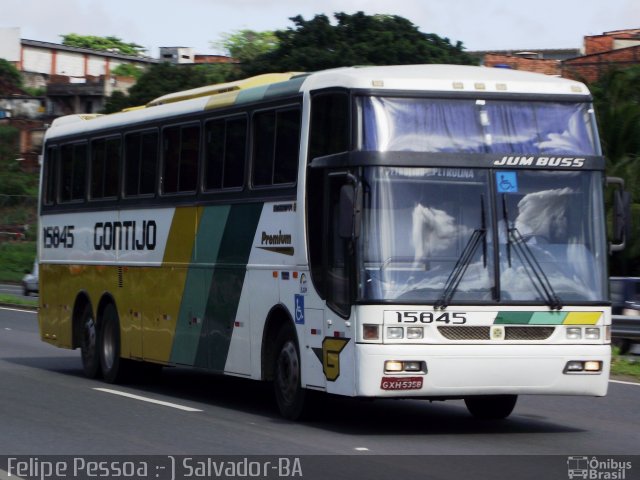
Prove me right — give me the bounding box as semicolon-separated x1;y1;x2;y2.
567;456;632;479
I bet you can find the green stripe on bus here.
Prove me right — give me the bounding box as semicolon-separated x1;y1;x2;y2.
170;206;231;366
494;311;569;325
194;203;264;371
529;312;567;324
494;311;534;324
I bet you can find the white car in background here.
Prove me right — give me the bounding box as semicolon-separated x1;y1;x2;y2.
21;260;38;296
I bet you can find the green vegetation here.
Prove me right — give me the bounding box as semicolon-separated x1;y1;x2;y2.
590;66;640;275
104;11;475;112
216;29;279;63
0;293;38;308
61;34;146;56
0;242;36;282
242;12;476;76
111;63;145;80
0;58;24;93
610;347;640;381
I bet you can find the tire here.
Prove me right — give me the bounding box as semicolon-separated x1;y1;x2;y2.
79;304;100;378
273;326;306;420
99;303;128;383
464;395;517;420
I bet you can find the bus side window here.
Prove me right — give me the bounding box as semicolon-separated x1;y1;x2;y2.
90;137;120;200
59;142;87;203
252;107;300;187
162;124;200;194
124;131;158;197
309;92;349;161
43;146;58;205
204;116;247;191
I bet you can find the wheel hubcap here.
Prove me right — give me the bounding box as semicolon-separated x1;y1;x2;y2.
276;341;300;405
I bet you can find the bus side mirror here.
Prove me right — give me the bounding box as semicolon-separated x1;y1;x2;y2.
338;183;362;240
607;176;631;253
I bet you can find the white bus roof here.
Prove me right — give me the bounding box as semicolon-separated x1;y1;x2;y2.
45;65;590;141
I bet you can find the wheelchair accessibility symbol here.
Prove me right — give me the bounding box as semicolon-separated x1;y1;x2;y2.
294;295;305;324
496;171;518;193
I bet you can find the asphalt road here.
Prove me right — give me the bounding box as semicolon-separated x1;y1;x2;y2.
0;307;638;479
0;283;37;301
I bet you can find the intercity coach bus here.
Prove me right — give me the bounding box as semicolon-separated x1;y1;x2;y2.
38;65;627;420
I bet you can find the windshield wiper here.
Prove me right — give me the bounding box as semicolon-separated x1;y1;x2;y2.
435;196;487;310
501;194;563;310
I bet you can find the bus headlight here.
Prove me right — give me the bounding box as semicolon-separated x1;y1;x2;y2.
566;327;582;340
406;327;424;339
585;328;600;340
387;327;404;340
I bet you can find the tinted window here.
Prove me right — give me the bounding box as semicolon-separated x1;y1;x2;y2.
59;143;87;202
204;117;247;191
91;137;120;199
252;107;300;187
162;124;200;194
309;93;349;161
43;146;58;205
124;131;158;197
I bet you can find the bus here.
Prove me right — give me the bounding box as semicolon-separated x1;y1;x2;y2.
38;65;627;420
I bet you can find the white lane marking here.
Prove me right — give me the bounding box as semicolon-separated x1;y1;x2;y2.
93;388;203;412
355;447;369;451
610;379;640;386
0;306;37;314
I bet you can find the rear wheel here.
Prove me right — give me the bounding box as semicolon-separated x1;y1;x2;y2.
464;395;517;420
99;303;128;383
79;304;100;378
273;326;306;420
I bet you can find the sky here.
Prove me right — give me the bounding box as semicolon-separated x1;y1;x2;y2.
1;0;639;58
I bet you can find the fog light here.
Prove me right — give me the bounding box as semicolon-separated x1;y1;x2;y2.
407;327;424;339
404;361;422;372
565;361;584;372
385;360;404;373
585;328;600;340
566;327;582;340
584;361;602;372
387;327;404;339
363;324;380;340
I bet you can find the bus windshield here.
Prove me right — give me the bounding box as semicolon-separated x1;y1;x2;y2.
360;167;607;305
359;96;598;155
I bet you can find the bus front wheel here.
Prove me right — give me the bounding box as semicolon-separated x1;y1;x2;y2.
273;326;306;420
464;395;517;420
79;304;100;378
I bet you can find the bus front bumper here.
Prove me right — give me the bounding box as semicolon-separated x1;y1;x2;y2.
354;343;610;398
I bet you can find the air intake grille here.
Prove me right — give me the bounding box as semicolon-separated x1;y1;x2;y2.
438;326;555;341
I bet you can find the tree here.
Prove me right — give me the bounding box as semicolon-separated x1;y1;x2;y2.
215;29;279;63
242;12;476;76
590;66;640;275
103;62;239;113
0;59;24;94
61;34;146;56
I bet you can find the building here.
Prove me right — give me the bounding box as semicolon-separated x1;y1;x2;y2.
471;49;580;76
562;29;640;82
0;28;158;115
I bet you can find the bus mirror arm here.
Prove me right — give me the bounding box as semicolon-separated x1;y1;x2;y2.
607;176;631;253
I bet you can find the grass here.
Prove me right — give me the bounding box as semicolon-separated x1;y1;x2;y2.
610;348;640;381
0;293;38;308
0;241;36;282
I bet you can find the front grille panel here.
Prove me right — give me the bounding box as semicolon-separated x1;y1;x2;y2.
438;326;555;341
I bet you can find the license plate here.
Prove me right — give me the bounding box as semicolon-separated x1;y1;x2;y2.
380;377;423;391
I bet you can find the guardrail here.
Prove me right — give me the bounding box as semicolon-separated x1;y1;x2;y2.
612;315;640;341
